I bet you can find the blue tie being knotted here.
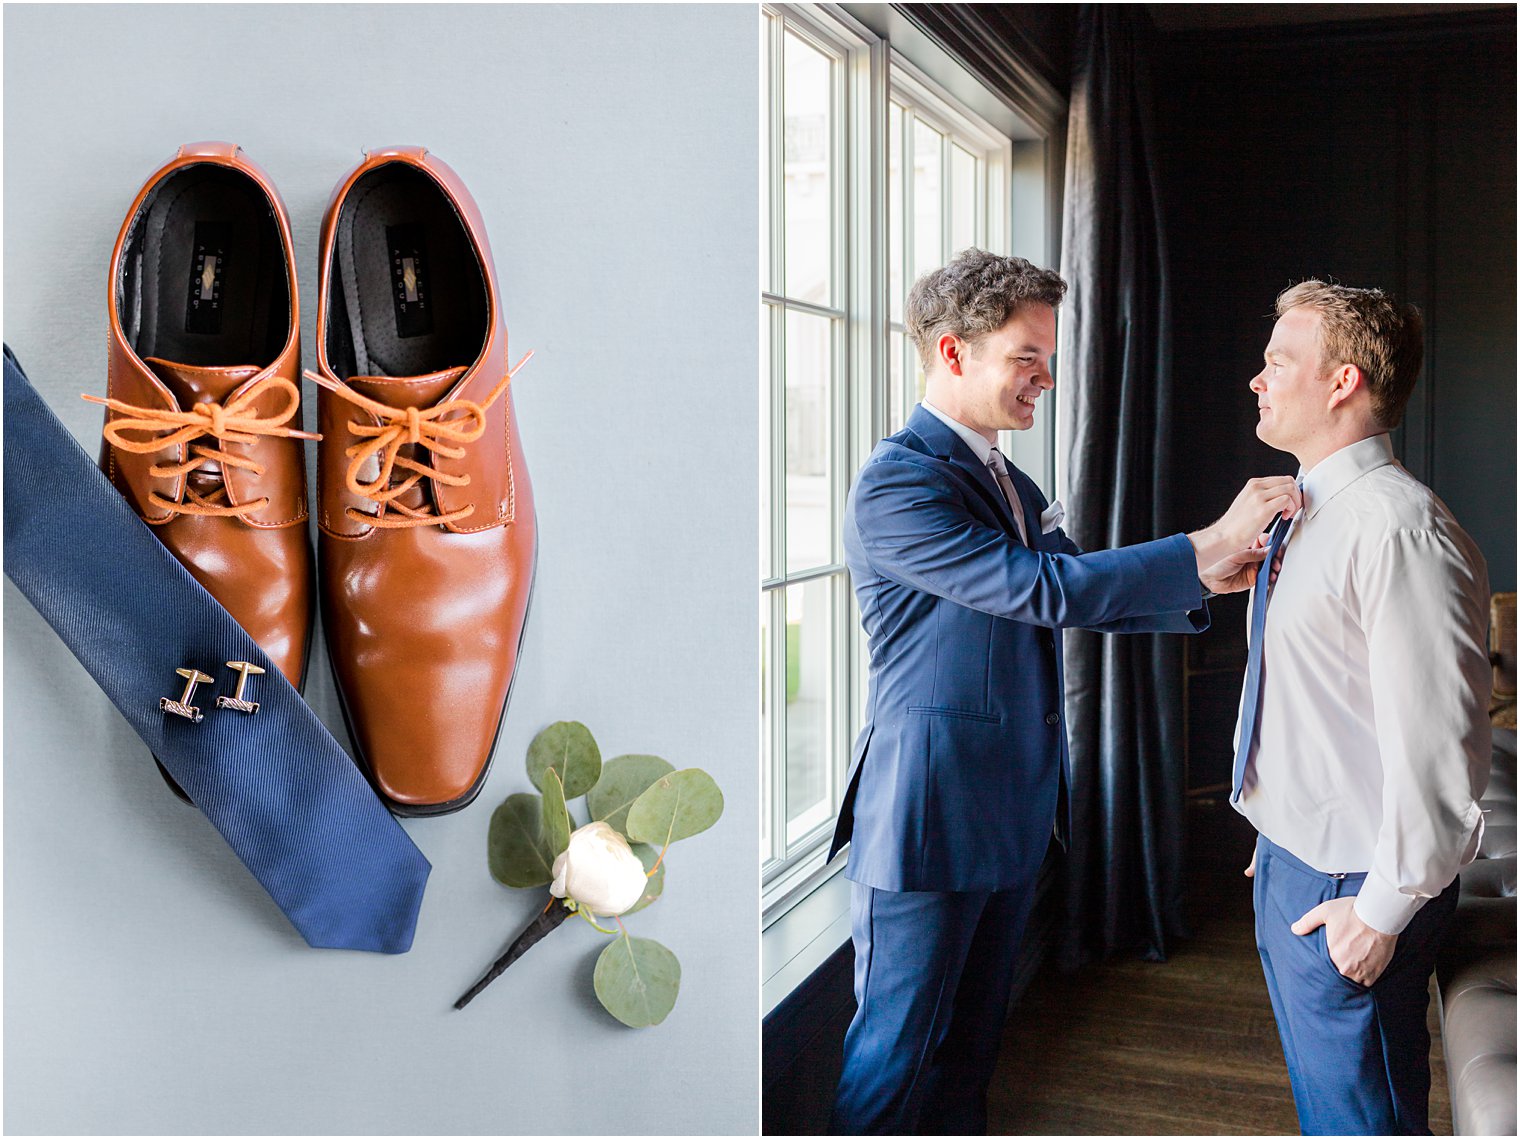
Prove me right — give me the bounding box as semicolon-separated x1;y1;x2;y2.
1230;509;1297;803
3;345;430;952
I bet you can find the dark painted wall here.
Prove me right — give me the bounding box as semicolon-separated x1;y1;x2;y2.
1156;11;1517;594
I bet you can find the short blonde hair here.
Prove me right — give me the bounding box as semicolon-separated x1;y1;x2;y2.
1275;280;1425;429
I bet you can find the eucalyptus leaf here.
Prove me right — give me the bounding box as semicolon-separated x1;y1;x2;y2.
594;935;681;1027
541;769;571;858
625;842;666;915
487;793;556;888
587;754;675;836
625;768;724;847
526;721;602;799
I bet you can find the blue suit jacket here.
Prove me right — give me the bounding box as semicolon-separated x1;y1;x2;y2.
829;405;1209;892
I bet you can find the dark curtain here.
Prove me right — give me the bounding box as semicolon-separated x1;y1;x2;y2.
1056;4;1188;968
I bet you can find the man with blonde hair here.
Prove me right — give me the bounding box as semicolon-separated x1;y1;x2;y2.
1235;280;1491;1134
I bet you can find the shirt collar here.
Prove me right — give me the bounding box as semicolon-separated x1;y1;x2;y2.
921;400;996;467
1300;433;1395;520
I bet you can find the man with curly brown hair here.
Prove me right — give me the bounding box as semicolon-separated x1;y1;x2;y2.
826;249;1302;1134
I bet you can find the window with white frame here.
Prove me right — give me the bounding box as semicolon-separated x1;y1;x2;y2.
886;69;1009;433
761;4;1032;918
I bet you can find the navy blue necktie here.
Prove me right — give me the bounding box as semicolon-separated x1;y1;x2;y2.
1230;510;1297;803
3;345;430;952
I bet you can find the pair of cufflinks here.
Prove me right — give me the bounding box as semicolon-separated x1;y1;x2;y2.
161;662;264;722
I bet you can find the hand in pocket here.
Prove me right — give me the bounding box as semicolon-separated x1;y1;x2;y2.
1291;896;1397;986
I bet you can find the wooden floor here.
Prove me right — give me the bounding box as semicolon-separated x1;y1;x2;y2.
990;799;1453;1135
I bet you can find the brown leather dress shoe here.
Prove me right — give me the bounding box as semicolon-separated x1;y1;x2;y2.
310;146;536;817
92;142;316;802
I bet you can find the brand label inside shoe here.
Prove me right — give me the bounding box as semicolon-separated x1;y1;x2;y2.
184;221;230;334
387;224;434;338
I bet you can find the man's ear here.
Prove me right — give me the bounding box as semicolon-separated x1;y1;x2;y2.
1326;362;1364;412
937;332;965;377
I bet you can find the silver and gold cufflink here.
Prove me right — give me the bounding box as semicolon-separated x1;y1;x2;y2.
161;667;214;722
216;661;264;714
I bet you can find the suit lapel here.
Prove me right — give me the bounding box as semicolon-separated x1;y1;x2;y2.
904;406;1023;539
955;451;1024;539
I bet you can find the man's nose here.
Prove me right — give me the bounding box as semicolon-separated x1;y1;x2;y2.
1036;367;1055;391
1249;371;1267;394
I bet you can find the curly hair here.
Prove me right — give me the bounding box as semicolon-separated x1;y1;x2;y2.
905;249;1067;370
1275;280;1425;429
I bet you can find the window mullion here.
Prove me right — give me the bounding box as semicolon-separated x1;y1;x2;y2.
976;156;986;251
766;11;785;867
769;13;786;296
902;107;916;420
830;42;847;579
941;132;952;261
852;36;888;799
899;106;912;419
769;585;788;872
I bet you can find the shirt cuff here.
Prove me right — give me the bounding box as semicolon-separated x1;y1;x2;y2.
1354;873;1428;936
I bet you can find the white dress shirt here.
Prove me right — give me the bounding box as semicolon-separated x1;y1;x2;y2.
921;401;1029;545
1233;432;1492;935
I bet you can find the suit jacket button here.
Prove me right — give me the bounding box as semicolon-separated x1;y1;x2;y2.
1045;712;1060;726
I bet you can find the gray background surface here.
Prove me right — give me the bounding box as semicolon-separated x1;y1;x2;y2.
3;5;758;1134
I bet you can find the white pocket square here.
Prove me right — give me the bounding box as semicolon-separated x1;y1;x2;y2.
1040;500;1065;534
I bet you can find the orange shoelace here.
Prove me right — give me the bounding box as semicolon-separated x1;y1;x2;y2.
83;374;319;518
305;351;532;529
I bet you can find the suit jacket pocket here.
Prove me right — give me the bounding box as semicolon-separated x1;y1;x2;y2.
906;705;1000;724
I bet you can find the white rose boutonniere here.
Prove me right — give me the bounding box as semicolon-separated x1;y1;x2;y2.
550;822;648;916
456;721;724;1027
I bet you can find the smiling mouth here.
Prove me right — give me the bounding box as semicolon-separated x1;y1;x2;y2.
1017;394;1038;408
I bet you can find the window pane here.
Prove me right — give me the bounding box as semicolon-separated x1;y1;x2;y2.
761;16;773;294
760;304;773;580
784;309;833;573
914;337;927;406
783;30;832;305
951;144;977;255
888;101;903;323
889;328;905;433
760;591;773;864
912;119;943;280
785;577;834;847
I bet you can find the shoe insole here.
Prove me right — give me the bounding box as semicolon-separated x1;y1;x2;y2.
120;165;288;368
331;164;487;379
